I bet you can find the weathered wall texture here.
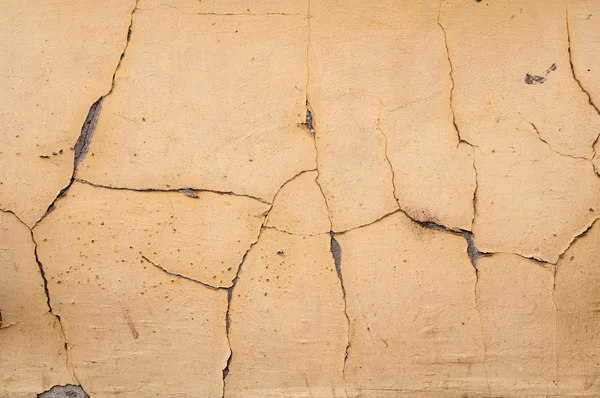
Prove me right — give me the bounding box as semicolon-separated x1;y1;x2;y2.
1;0;599;397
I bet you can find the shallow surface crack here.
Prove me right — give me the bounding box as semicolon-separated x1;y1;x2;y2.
436;2;476;149
566;7;600;165
376;100;399;204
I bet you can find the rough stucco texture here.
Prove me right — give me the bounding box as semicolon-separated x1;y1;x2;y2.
1;0;599;397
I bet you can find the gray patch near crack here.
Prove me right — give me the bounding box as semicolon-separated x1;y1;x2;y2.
178;188;197;198
524;64;556;85
330;232;350;379
74;99;102;168
330;233;343;286
525;73;546;85
418;220;450;233
461;230;487;266
38;385;89;398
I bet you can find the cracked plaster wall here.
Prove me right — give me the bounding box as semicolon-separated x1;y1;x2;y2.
1;0;599;397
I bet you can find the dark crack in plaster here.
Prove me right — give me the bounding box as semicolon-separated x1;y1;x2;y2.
566;7;600;167
33;0;139;228
31;230;82;386
76;178;269;204
222;226;267;397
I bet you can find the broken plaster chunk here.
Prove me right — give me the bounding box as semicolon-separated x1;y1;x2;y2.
309;0;475;232
266;170;331;235
34;181;268;287
477;254;557;396
555;219;600;395
225;229;347;397
0;0;136;227
77;8;315;203
0;211;73;396
472;141;600;264
336;211;488;396
34;205;230;397
442;0;600;159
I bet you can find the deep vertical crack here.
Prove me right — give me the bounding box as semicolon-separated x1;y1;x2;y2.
33;0;139;228
302;6;348;389
221;169;316;397
221;226;266;397
73;100;102;168
330;232;350;398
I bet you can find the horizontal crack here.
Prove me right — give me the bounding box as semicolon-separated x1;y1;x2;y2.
75;178;270;204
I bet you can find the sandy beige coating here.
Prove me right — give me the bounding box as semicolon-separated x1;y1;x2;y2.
555;219;600;396
2;0;600;396
477;254;556;396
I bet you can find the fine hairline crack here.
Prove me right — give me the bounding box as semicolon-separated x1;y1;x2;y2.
566;7;600;167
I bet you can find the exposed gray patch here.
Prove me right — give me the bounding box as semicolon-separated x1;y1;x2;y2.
524;63;556;85
74;99;102;168
38;385;89;398
525;73;546;85
330;232;350;379
330;233;343;283
178;188;197;198
461;230;488;266
298;109;315;134
417;220;450;233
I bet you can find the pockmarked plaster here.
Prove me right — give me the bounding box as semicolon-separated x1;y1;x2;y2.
1;0;599;397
